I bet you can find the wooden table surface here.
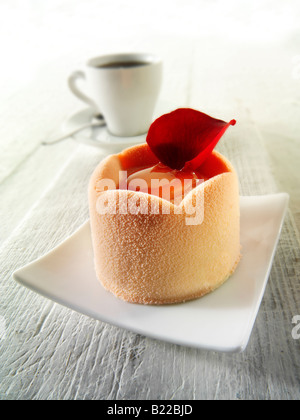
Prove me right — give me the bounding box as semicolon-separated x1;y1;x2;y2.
0;0;299;400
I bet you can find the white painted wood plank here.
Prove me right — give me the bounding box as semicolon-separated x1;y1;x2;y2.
0;141;78;245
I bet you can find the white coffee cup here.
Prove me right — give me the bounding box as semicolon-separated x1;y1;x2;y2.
68;53;163;137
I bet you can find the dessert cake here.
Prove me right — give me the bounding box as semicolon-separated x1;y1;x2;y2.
89;108;241;304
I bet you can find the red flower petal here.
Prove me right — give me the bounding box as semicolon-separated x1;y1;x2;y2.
146;108;236;170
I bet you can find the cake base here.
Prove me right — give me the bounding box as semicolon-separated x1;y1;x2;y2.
99;254;241;305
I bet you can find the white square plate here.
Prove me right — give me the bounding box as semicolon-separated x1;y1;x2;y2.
13;193;289;353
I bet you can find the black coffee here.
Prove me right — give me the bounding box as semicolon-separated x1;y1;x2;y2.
97;61;149;69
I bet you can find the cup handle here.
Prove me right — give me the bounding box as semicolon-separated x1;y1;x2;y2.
68;70;98;110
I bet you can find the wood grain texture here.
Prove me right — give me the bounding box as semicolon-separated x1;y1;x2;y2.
0;0;300;400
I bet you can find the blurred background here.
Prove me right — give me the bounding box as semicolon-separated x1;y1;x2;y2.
0;0;299;229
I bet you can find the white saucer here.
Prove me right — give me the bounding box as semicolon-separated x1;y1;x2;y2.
13;193;289;353
62;108;147;152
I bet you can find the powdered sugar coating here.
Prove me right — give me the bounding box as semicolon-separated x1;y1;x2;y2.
88;143;241;304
